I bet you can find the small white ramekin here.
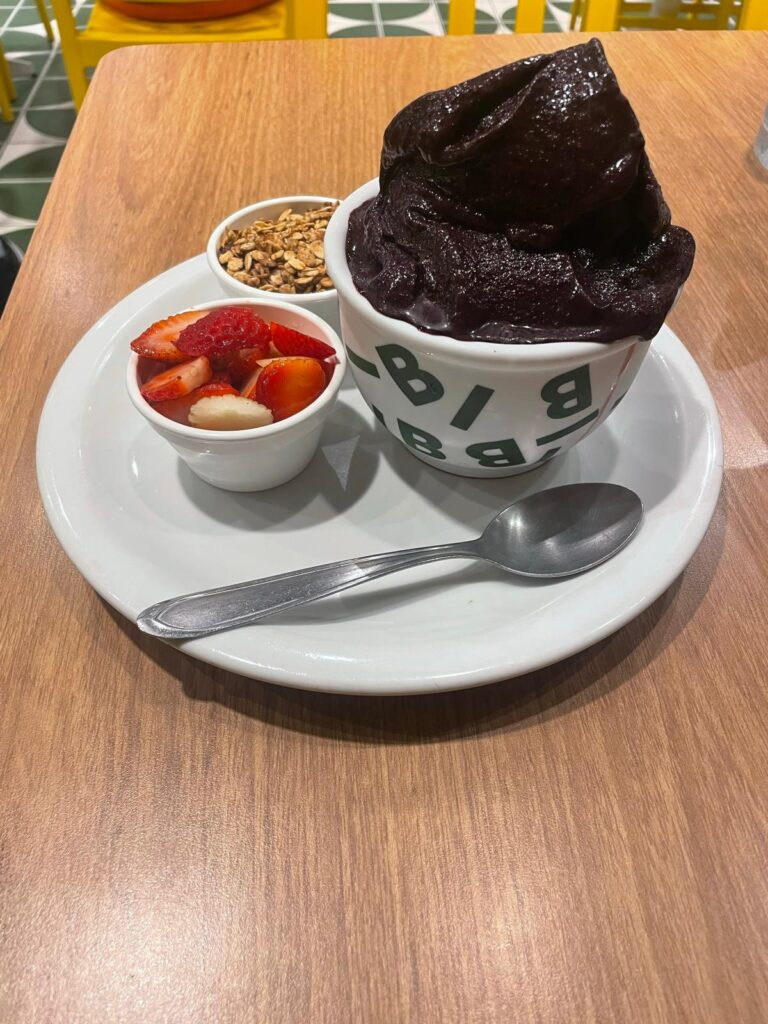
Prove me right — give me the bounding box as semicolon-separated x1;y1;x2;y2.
126;297;346;492
206;196;340;335
325;178;656;479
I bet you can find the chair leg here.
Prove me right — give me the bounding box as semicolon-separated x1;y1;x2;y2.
581;0;620;29
0;48;17;102
60;49;89;109
286;0;327;37
35;0;56;44
515;0;547;31
447;0;475;34
0;69;13;123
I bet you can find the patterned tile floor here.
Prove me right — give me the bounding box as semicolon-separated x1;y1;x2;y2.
0;0;576;256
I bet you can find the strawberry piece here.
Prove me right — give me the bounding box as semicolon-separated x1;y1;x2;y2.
176;307;271;358
197;374;239;399
140;356;212;403
130;310;208;361
240;359;283;400
225;345;273;386
269;321;336;360
253;356;326;421
240;358;306;400
152;375;237;424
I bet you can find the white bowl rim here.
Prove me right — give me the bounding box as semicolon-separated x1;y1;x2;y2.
206;195;339;304
126;297;346;442
325;177;659;368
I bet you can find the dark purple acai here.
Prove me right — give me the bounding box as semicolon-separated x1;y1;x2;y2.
346;39;694;344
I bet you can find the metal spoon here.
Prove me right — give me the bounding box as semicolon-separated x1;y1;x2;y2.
137;483;642;641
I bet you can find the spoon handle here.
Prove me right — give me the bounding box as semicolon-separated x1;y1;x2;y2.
136;541;480;640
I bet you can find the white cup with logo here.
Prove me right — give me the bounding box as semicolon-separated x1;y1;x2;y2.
324;178;653;479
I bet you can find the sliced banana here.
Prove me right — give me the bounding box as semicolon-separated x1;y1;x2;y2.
189;394;274;430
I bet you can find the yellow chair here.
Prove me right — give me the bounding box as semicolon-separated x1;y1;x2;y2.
451;0;765;32
447;0;548;34
47;0;327;110
571;0;759;30
0;40;15;123
616;0;738;29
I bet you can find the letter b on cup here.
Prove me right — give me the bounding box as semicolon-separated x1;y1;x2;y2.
377;344;445;407
541;365;592;420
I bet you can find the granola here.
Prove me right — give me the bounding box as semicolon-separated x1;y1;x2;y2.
218;203;338;294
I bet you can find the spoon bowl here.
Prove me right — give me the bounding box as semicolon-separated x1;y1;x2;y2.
477;483;643;577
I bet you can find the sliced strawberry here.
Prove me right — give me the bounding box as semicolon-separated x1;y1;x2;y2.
240;358;305;400
225;345;273;387
130;310;208;361
140;356;212;403
269;321;336;360
253;356;326;421
198;373;239;398
152;375;237;424
176;307;271;358
239;359;282;400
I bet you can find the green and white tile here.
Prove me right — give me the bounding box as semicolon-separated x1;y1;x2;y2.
0;140;64;175
25;106;76;138
0;179;50;218
2;28;51;49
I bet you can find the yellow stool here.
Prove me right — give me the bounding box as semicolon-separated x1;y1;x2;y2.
47;0;327;110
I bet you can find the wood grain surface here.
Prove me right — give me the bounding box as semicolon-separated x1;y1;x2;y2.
2;31;768;1024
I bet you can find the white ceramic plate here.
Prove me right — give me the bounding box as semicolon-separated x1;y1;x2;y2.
37;256;722;696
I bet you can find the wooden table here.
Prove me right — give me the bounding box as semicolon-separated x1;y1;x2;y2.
2;31;767;1024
